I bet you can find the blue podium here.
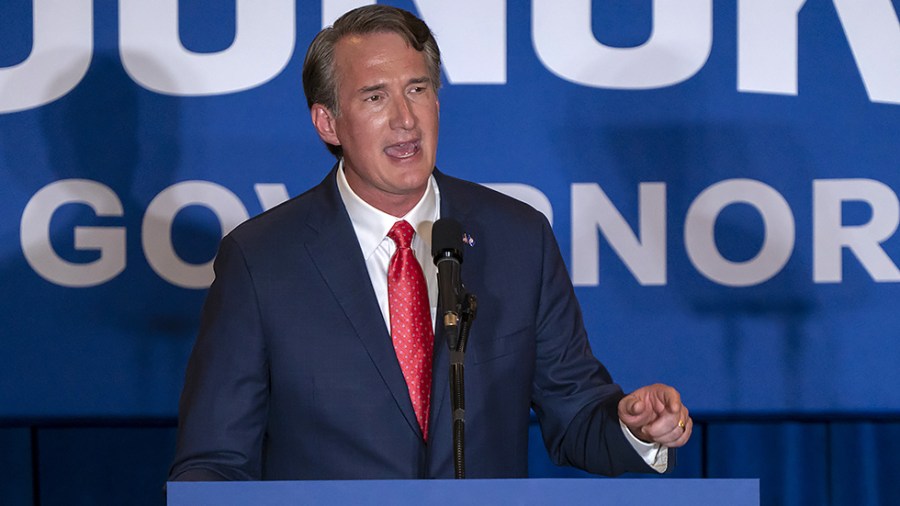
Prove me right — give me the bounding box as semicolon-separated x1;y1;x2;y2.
168;478;759;505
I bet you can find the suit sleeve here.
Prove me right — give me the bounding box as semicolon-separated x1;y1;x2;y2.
529;217;658;476
168;235;269;481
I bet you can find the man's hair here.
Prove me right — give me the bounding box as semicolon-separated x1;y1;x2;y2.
302;5;442;158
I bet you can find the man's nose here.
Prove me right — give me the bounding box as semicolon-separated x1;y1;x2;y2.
389;96;416;130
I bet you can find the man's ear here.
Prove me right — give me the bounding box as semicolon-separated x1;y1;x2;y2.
311;104;340;146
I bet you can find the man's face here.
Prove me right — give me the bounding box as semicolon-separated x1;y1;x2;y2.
313;31;440;216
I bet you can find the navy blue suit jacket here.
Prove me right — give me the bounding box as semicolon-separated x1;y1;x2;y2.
169;168;656;480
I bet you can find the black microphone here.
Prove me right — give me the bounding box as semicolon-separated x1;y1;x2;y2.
433;219;475;479
432;218;464;349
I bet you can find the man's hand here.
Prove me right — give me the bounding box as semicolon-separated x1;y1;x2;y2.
618;383;692;448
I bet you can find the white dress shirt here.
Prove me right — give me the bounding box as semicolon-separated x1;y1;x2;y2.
335;162;440;331
335;162;666;472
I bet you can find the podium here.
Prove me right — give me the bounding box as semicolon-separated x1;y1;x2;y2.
168;478;759;505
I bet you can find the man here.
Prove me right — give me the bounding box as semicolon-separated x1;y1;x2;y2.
169;5;691;481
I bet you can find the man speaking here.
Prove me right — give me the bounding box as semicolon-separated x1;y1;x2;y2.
169;5;692;480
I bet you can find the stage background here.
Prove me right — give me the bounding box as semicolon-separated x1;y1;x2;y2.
1;0;898;504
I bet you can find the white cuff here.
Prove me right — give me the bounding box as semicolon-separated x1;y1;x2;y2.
619;419;668;473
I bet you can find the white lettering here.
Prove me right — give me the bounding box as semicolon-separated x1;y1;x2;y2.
481;183;553;226
684;179;795;287
414;0;506;84
532;0;712;89
738;0;806;96
0;0;92;114
17;178;900;288
142;181;249;289
571;183;666;286
20;179;125;287
813;179;900;282
0;1;896;108
254;183;291;211
119;0;295;96
739;0;900;104
833;0;900;105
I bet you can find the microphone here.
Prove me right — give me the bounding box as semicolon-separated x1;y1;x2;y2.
431;218;464;348
432;218;475;479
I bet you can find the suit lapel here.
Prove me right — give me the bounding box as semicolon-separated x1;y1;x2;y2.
303;168;423;438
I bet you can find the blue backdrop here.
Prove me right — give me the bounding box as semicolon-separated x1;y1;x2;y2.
2;0;899;422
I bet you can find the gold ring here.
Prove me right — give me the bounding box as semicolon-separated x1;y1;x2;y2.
678;419;686;430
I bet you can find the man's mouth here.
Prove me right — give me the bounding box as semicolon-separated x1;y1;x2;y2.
384;141;420;159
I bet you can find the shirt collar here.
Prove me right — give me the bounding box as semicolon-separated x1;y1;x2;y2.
336;159;440;260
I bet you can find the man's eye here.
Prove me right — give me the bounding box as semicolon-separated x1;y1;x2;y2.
365;95;380;102
411;86;426;94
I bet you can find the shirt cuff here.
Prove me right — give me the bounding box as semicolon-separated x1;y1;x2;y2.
619;419;668;473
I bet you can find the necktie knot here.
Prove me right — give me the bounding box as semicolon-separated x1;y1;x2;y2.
388;220;415;250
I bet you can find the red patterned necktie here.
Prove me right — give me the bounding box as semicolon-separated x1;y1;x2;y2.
387;220;434;441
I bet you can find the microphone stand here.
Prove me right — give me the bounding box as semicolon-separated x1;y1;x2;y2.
449;292;476;479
